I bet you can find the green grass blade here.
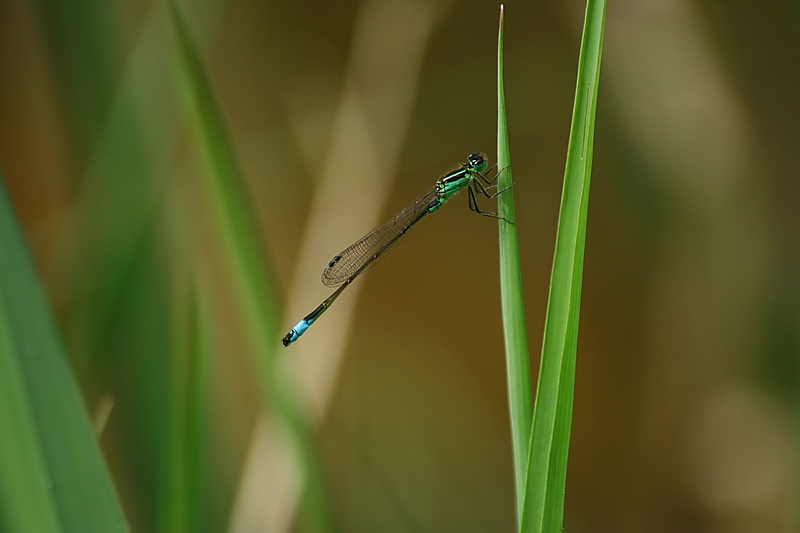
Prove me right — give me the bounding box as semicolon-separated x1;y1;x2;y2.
159;271;210;533
166;3;335;531
0;175;128;532
166;0;279;365
520;0;607;531
496;5;534;528
0;281;62;533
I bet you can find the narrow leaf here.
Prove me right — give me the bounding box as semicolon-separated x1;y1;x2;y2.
166;3;335;531
520;0;607;531
496;5;534;527
0;174;127;532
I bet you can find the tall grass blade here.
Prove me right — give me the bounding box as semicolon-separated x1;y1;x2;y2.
0;175;127;532
159;271;210;533
166;2;335;531
0;278;61;533
496;5;534;527
520;0;607;531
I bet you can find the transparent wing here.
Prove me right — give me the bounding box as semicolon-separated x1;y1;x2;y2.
321;185;441;287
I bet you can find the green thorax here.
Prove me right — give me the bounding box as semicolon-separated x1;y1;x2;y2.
431;152;488;212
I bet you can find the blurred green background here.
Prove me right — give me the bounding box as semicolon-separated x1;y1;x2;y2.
1;0;799;531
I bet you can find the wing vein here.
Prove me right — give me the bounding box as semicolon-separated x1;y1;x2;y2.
321;185;441;287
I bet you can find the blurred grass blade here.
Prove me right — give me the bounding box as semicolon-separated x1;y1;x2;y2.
166;2;335;531
166;0;279;363
0;175;128;532
496;5;533;527
0;277;61;533
520;0;607;531
159;270;210;533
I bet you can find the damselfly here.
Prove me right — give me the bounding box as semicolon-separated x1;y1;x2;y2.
282;153;510;347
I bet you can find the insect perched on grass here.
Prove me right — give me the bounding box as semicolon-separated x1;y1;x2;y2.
282;153;511;347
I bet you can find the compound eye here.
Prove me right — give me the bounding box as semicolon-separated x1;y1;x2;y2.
470;154;483;166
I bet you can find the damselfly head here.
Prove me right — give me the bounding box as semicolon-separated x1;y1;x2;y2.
468;153;488;172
